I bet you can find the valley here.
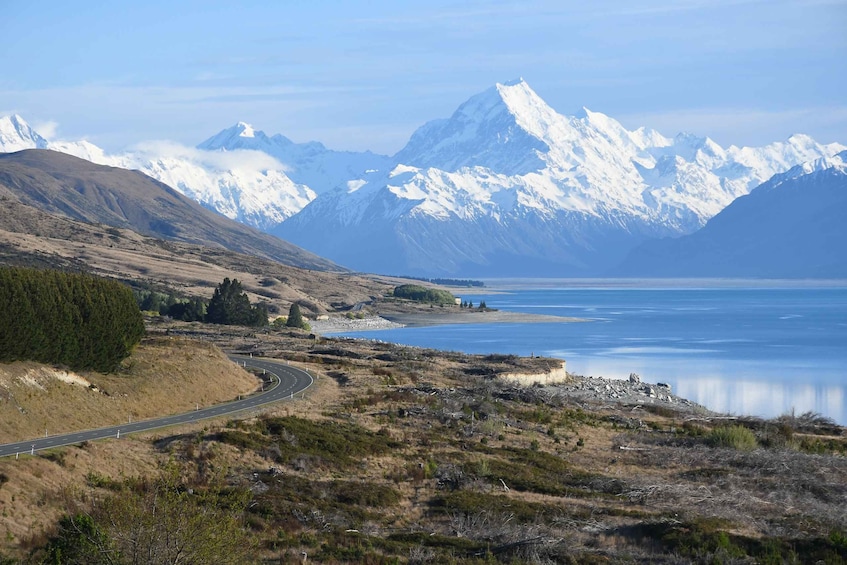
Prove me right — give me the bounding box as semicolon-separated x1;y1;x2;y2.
2;3;845;563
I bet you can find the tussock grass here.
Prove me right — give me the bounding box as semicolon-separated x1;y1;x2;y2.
217;415;401;469
708;424;758;450
3;320;846;564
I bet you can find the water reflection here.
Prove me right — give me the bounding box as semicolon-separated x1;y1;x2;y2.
555;355;847;424
672;377;846;423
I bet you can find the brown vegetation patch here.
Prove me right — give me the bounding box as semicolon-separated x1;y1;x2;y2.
0;319;844;563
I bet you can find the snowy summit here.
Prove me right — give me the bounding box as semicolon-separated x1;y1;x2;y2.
1;80;843;277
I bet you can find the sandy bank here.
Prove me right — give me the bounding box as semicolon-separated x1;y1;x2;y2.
310;310;585;335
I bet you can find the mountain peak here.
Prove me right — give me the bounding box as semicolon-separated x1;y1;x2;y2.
393;80;555;175
197;122;269;151
234;121;255;137
0;114;49;152
492;78;550;115
500;77;526;87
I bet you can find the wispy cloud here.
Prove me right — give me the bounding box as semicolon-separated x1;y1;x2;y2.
129;140;289;172
30;119;59;140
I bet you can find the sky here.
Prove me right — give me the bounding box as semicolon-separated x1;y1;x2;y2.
2;0;845;154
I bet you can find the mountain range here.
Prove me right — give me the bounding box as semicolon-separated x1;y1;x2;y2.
275;80;844;275
0;114;381;231
615;151;847;278
2;79;844;277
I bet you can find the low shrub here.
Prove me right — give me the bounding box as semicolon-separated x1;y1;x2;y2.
708;425;758;450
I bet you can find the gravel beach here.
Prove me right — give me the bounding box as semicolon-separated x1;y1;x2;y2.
308;315;405;334
309;310;585;335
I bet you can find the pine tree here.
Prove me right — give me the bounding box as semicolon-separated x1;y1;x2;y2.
205;278;266;327
284;303;309;330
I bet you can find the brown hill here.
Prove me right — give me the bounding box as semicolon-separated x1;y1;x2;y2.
0;149;338;271
0;198;396;317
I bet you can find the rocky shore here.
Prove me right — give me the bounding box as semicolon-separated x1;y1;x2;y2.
308;316;711;416
308;315;404;334
549;372;713;416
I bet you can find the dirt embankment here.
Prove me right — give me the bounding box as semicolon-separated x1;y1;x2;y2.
0;336;258;443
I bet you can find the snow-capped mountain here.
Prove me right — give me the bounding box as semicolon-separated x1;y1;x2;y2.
615;151;847;278
0;116;316;229
3;78;844;277
0;115;49;152
274;79;844;276
198;122;391;194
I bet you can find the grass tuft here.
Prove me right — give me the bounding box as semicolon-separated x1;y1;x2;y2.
708;425;758;450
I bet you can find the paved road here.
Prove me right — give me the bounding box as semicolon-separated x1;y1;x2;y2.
0;356;313;458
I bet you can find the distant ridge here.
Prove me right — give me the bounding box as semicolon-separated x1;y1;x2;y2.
0;150;341;272
614;152;847;278
198;121;390;194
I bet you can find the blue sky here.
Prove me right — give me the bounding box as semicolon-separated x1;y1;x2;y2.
2;0;845;154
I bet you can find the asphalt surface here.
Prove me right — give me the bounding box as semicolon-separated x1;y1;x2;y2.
0;355;313;458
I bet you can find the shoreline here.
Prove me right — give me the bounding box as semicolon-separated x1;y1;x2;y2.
309;310;586;334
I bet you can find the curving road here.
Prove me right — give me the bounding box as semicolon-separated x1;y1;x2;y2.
0;356;313;458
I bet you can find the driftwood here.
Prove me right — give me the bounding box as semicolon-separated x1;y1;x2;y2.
618;445;651;451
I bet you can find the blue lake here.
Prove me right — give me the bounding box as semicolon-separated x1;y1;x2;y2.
333;280;847;424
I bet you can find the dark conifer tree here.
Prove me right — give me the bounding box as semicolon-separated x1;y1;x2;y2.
205;278;266;327
285;303;308;330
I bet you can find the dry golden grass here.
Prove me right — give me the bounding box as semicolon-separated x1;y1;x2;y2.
0;322;844;563
0;199;401;318
0;333;271;557
0;438;162;549
0;336;257;444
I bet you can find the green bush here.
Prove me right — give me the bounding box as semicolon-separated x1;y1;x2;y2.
708;425;758;450
392;284;455;305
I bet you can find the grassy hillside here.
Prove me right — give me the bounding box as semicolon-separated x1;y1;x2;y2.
0;149;339;271
0;322;843;563
0;199;400;318
0;335;257;444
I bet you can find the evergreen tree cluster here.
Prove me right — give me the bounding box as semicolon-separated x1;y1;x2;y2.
0;266;144;373
205;278;268;327
395;276;484;288
392;284;456;305
136;290;206;321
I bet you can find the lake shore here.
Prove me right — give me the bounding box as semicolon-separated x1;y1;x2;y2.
309;310;585;334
